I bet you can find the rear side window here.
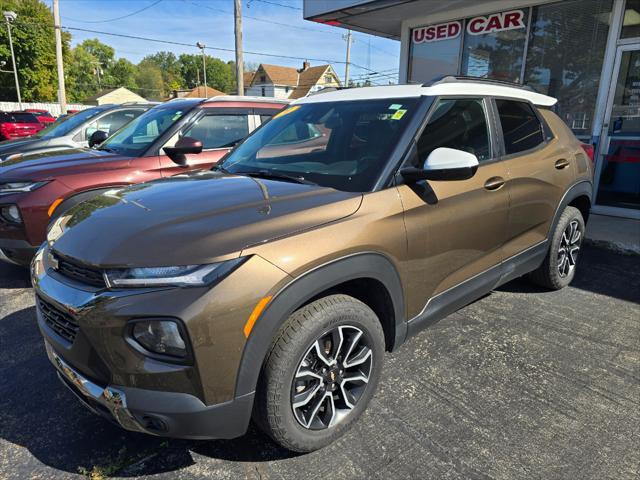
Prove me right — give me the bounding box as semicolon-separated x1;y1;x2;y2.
495;100;545;155
11;113;39;123
183;113;249;149
417;98;492;163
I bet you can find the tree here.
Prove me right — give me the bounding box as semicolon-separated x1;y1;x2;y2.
136;60;164;100
66;38;117;102
178;53;235;93
0;0;70;102
139;51;180;96
109;58;138;91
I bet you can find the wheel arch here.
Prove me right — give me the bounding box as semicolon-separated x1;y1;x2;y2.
549;181;592;239
48;185;129;223
234;252;406;398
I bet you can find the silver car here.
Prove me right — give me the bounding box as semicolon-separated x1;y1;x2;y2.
0;103;155;162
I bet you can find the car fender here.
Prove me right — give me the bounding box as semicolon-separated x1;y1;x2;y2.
234;252;406;398
48;185;128;223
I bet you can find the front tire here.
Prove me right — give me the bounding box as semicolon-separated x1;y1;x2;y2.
254;294;385;452
529;206;585;290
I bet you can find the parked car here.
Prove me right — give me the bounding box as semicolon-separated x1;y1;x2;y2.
0;103;155;162
24;109;57;125
32;79;593;452
0;96;287;265
0;111;45;140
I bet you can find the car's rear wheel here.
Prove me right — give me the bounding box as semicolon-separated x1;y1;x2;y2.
529;206;585;290
254;294;385;452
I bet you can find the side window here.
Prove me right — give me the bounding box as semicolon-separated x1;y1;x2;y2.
260;114;273;125
85;109;143;138
182;114;250;149
495;100;545;155
417;98;491;163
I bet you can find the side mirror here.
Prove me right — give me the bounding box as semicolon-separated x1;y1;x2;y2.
400;147;479;183
89;130;109;148
163;136;203;166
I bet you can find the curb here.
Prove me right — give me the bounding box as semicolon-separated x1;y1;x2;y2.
584;238;640;257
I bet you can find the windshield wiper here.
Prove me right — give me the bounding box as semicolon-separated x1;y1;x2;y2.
211;164;230;174
97;146;116;153
235;169;316;185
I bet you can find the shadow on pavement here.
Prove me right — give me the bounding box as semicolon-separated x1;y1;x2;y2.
0;305;295;477
497;245;640;304
0;262;31;289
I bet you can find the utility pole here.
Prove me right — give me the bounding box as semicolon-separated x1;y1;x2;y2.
52;0;67;114
234;0;244;95
3;11;21;110
342;29;353;87
196;42;207;95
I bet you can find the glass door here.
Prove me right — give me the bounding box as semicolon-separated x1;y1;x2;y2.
594;44;640;218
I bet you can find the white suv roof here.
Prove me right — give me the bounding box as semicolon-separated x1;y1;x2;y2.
294;80;557;107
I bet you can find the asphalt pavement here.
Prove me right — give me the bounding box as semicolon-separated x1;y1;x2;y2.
0;245;638;479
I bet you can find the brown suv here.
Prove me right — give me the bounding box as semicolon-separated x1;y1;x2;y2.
32;78;593;452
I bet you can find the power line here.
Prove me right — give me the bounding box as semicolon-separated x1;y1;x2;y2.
249;0;301;10
16;19;397;82
62;0;164;24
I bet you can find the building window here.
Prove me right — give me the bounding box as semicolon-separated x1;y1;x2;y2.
460;10;529;82
260;75;266;82
285;86;290;93
408;21;462;83
523;0;613;138
261;87;266;96
324;74;333;83
621;0;640;38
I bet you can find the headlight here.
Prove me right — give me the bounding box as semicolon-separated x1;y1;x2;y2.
104;258;245;288
130;319;188;359
0;204;22;223
0;181;48;194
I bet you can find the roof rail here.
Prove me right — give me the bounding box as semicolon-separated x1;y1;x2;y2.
204;95;290;103
428;75;536;92
120;101;160;105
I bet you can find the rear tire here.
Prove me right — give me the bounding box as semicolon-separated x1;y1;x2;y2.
529;206;585;290
254;294;385;452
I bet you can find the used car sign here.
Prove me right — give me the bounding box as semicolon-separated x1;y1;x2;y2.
412;10;525;43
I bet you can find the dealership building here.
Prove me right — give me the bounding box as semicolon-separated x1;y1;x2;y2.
304;0;640;219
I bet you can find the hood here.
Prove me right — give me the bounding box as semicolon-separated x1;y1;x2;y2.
50;171;363;266
0;148;131;180
0;136;46;159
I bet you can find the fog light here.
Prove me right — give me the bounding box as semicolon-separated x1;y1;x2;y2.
1;204;22;223
131;319;187;358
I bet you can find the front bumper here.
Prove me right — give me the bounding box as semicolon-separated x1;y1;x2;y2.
46;340;254;440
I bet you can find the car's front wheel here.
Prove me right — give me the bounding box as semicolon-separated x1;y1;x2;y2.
529;205;585;289
254;294;385;452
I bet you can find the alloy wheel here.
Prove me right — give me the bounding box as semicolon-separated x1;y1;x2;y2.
557;219;582;277
291;325;373;430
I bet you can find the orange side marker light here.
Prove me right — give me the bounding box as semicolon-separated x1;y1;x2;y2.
48;198;64;217
243;296;272;338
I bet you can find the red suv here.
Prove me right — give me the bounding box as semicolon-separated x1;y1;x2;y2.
0;97;287;265
0;112;45;140
24;109;57;125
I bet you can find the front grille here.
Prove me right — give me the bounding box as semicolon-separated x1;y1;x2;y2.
54;253;106;288
37;296;79;343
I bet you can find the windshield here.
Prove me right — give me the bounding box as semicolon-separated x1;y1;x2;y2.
220;98;418;192
99;105;187;157
36;107;105;138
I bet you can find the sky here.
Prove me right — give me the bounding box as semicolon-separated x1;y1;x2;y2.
55;0;401;85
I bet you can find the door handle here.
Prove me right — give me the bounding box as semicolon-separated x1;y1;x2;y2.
555;158;570;169
484;176;505;191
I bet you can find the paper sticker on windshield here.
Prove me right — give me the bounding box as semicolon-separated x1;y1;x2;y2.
391;109;407;120
273;105;300;119
388;104;402;110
